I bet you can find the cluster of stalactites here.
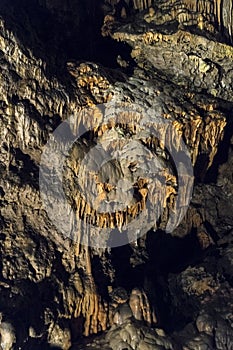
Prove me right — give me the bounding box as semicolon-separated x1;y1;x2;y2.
104;0;232;42
63;279;157;337
164;0;232;42
195;0;232;41
105;0;153;12
217;0;233;43
132;0;153;11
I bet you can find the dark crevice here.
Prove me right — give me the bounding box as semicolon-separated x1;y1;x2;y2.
9;147;39;189
204;220;220;243
204;114;233;183
144;229;205;331
0;0;135;80
110;228;206;331
91;255;112;300
110;244;142;291
146;229;203;275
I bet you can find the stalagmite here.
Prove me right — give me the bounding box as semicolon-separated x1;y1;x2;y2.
129;289;153;326
129;294;143;321
197;14;204;30
0;315;16;350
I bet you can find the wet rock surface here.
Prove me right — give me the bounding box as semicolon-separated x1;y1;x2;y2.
73;319;175;350
0;0;233;349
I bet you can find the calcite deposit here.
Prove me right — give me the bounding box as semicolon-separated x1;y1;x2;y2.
0;0;233;350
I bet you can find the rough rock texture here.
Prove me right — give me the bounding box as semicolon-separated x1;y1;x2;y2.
0;1;233;350
105;0;233;42
106;0;233;43
110;14;233;102
76;319;175;350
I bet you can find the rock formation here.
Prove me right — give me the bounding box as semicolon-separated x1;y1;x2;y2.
105;0;233;43
0;0;233;349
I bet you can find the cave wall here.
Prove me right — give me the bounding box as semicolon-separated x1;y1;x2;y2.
0;0;233;349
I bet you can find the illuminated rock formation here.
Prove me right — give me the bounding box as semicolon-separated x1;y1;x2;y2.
0;315;15;350
0;1;233;349
105;0;233;42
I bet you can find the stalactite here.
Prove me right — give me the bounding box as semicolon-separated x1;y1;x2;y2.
182;0;197;12
71;245;109;336
132;0;152;11
138;0;232;40
215;0;222;28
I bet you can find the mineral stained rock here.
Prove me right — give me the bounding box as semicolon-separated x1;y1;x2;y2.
105;0;233;43
0;1;233;350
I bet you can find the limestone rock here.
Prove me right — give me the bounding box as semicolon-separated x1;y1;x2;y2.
0;1;233;349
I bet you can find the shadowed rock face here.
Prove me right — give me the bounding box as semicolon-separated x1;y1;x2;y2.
0;1;233;349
